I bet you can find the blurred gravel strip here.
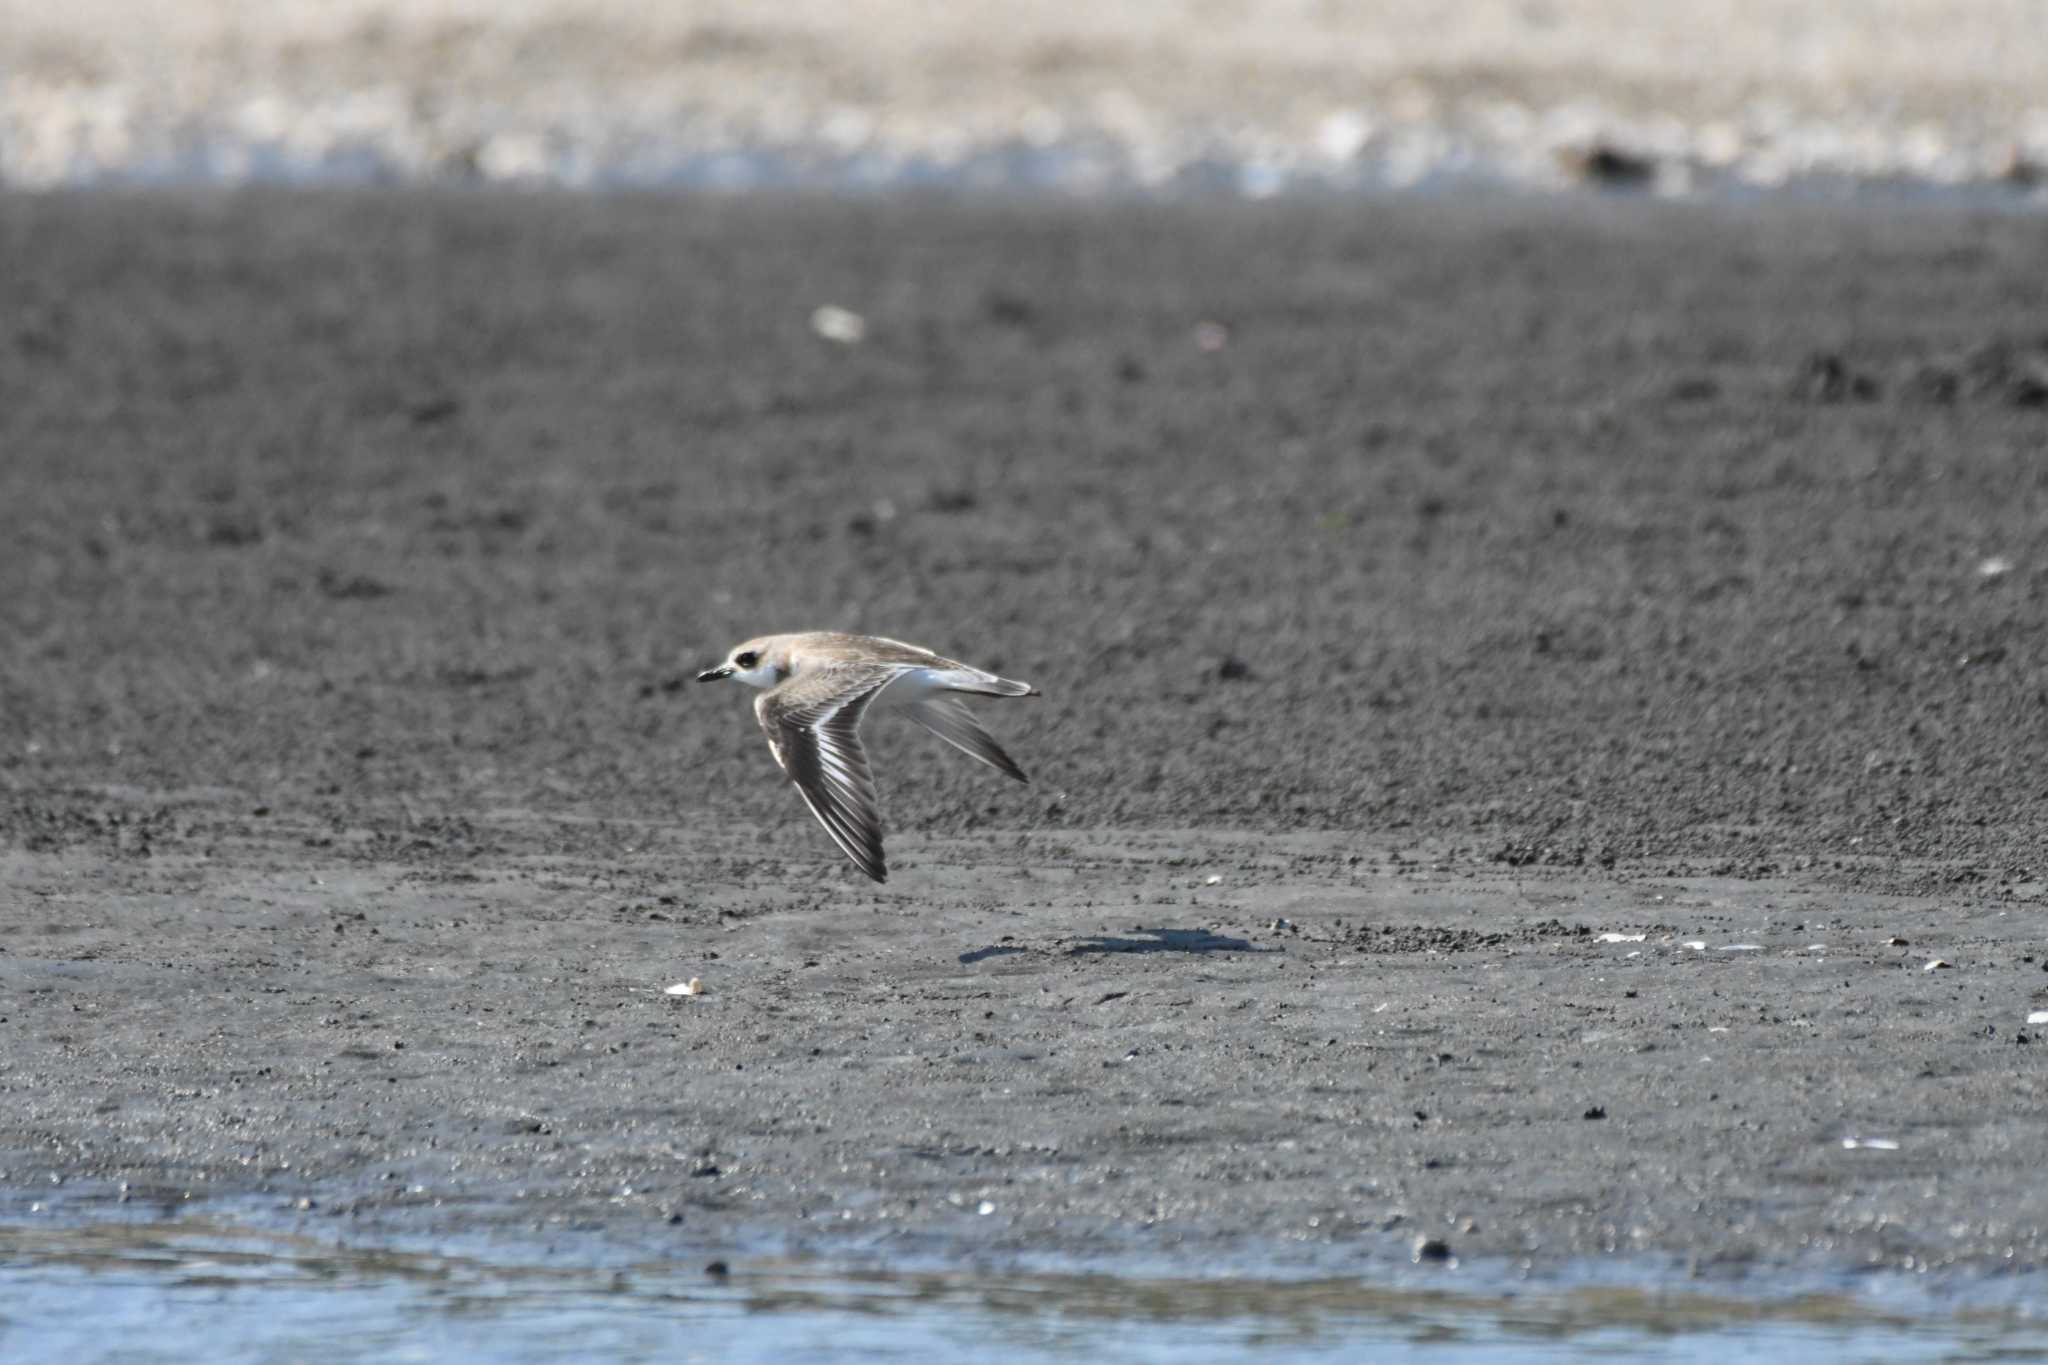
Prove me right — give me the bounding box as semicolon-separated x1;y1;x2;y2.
4;0;2048;193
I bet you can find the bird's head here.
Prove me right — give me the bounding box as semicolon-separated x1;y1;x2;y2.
697;636;788;688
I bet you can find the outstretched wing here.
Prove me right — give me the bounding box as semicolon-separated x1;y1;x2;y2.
906;696;1030;784
755;664;904;882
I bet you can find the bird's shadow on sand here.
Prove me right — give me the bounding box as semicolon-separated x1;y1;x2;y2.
958;928;1276;964
958;945;1029;965
1066;927;1276;956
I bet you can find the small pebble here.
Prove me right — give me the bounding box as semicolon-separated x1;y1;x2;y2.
810;305;866;344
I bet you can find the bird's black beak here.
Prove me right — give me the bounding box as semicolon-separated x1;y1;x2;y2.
697;665;734;683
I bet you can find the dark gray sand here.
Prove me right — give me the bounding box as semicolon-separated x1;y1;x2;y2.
2;190;2047;1288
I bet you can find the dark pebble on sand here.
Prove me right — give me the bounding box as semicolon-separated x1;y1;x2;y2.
1215;655;1254;681
1413;1237;1454;1263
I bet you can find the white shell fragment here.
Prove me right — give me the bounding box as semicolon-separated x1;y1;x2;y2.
1978;556;2014;579
1596;932;1646;943
1685;941;1707;951
2027;1011;2048;1025
1204;874;1223;885
665;978;705;997
1720;944;1763;952
810;305;867;344
1923;960;1952;972
1841;1137;1900;1151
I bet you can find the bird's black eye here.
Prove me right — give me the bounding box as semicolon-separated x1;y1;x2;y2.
734;651;758;670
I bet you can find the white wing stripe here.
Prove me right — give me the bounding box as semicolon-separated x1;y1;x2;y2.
792;785;875;874
753;663;904;881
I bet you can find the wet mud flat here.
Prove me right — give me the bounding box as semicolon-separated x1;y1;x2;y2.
4;822;2048;1293
2;189;2048;1300
4;818;2048;1290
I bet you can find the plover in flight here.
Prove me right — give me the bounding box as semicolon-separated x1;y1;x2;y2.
697;632;1038;882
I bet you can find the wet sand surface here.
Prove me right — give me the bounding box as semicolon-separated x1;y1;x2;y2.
3;190;2048;1292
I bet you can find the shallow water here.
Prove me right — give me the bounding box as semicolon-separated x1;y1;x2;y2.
3;1216;2044;1364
